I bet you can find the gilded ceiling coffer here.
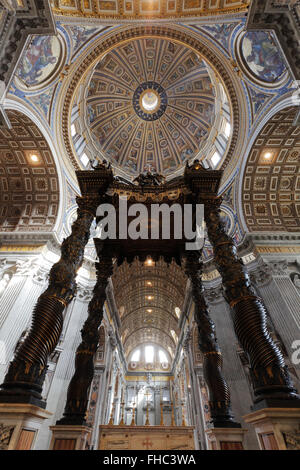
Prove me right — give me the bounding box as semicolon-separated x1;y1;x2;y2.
0;165;113;407
204;199;300;407
58;254;113;425
183;252;240;428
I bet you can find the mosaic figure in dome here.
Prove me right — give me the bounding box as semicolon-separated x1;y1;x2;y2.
17;36;60;86
242;31;286;83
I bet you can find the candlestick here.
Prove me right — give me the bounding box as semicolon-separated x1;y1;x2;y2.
181;401;186;426
145;390;151;426
171;402;175;426
119;402;125;425
108;402;115;425
130;402;136;426
160;401;164;426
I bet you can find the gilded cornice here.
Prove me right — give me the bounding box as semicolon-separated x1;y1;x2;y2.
51;0;250;22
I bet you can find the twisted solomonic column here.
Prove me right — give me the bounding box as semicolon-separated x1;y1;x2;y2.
58;254;114;425
0;196;100;407
204;198;300;407
183;252;240;428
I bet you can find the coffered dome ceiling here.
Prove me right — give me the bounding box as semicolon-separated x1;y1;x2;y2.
77;37;231;178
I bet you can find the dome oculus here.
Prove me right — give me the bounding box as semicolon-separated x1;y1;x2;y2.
141;90;159;112
133;82;167;121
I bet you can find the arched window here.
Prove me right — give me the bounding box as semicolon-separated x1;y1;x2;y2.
171;329;178;343
131;349;140;362
159;349;168;363
175;307;181;318
145;345;154;363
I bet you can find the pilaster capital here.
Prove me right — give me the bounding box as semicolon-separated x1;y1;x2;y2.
249;263;273;287
76;285;93;302
267;260;289;277
32;267;49;285
15;257;39;276
204;284;224;304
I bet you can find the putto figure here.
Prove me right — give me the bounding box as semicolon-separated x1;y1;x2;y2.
133;171;165;187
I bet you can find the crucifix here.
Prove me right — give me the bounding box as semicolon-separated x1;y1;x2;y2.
144;390;151;426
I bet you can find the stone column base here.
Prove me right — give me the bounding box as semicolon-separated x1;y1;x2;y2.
0;403;52;450
205;427;248;450
49;425;92;450
243;408;300;450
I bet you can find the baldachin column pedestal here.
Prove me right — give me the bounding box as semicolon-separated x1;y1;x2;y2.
243;408;300;450
49;425;92;450
0;403;52;449
205;427;248;450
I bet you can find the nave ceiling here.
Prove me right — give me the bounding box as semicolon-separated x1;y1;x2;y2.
111;258;186;365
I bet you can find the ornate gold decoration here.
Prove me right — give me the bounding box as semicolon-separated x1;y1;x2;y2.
51;0;250;20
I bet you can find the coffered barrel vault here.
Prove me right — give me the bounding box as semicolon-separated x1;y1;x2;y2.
242;107;300;233
0;110;60;233
112;258;186;361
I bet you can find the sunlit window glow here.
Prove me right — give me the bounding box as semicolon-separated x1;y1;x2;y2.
263;152;272;160
159;349;168;363
171;329;178;343
131;349;140;362
71;124;76;137
211;151;221;167
175;307;181;318
145;345;154;363
224;122;231;138
80;153;89;166
141;91;158;112
30;154;39;162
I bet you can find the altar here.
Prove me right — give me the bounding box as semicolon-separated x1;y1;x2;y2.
98;425;196;450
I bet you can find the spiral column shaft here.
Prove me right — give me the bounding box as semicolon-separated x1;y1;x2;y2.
58;255;114;425
205;199;299;404
184;252;240;427
0;196;99;407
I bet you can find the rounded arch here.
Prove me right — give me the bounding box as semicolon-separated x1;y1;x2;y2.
240;104;300;233
237;95;299;233
2;99;65;236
